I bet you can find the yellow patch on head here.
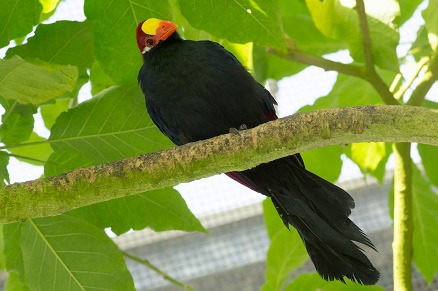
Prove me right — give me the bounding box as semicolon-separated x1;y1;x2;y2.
141;18;162;35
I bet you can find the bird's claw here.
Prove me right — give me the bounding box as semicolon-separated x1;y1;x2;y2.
229;124;247;137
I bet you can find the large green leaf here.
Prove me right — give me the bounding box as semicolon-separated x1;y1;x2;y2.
69;187;206;235
20;215;135;290
0;0;42;48
261;227;308;291
45;82;171;170
0;56;78;105
300;146;344;183
389;166;438;283
410;24;432;62
4;271;29;291
7;21;94;69
84;0;173;83
179;0;285;49
422;0;438;50
305;0;400;72
284;273;384;291
39;0;60;14
0;97;36;146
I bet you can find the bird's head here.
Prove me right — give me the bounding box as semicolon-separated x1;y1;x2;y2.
136;18;178;54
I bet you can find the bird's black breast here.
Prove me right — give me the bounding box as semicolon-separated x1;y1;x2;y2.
138;39;276;145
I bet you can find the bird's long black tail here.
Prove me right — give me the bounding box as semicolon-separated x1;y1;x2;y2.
269;158;380;285
228;155;380;285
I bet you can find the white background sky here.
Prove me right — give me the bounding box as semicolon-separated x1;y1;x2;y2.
2;0;436;217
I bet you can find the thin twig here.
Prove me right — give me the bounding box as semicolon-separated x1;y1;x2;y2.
355;0;374;72
394;57;429;100
407;51;438;106
122;250;195;291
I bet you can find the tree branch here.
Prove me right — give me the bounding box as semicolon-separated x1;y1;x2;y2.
392;143;413;291
2;106;438;224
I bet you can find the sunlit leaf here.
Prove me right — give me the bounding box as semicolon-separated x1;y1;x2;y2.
20;216;135;290
301;146;344;183
263;198;285;239
0;56;78;105
305;0;400;72
0;0;42;48
40;99;70;130
398;0;423;24
418;144;438;186
38;0;60;13
4;271;30;291
348;142;391;182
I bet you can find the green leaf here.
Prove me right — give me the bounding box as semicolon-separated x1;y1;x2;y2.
410;25;432;61
0;97;36;146
284;272;385;291
69;187;206;235
5;271;30;291
261;228;308;291
3;223;25;283
40;99;70;130
179;0;285;49
7;21;94;69
348;142;392;182
89;61;116;95
280;0;345;56
84;0;172;83
399;0;423;24
422;0;438;50
263;198;285;240
0;151;10;185
20;215;135;290
305;0;400;72
300;146;343;183
389;166;438;283
418;144;438;186
9;132;53;166
0;56;78;105
45;82;172;171
0;0;42;48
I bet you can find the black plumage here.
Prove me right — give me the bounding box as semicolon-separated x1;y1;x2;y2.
136;19;379;285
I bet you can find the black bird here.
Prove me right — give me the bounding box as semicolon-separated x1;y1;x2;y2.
136;18;379;285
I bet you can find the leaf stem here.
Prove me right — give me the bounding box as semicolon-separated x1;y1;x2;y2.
122;251;195;290
407;51;438;106
392;143;413;291
394;57;429;101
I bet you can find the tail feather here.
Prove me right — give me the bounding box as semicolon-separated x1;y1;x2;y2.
227;155;379;284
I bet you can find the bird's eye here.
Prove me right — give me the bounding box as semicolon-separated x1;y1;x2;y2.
146;39;154;46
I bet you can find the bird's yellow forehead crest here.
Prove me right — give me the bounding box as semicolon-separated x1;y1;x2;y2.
141;18;161;35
